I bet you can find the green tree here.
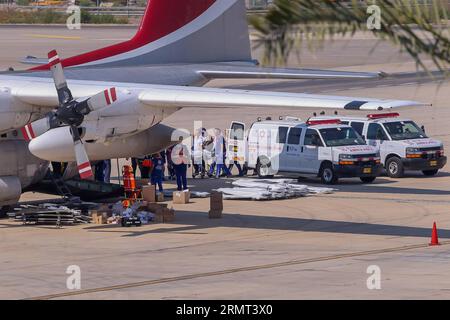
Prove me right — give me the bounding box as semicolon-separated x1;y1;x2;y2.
249;0;450;72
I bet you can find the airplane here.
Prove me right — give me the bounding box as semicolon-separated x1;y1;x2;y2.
0;0;429;213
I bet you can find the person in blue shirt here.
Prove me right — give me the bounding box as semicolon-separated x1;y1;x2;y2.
151;153;164;192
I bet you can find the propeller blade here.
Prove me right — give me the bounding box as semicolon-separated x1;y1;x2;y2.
70;125;93;180
75;87;118;115
21;117;51;142
48;50;73;105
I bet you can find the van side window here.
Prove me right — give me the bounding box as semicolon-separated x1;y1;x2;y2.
277;126;289;143
230;122;245;140
287;127;302;144
367;123;388;140
350;122;364;135
304;129;323;146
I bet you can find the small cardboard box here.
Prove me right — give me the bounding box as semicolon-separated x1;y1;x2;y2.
173;190;190;204
156;192;165;202
91;211;108;224
147;203;167;213
208;209;222;219
163;208;175;223
210;191;223;211
137;201;148;210
142;185;156;203
153;212;164;223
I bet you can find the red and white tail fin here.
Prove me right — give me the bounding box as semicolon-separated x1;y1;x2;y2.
31;0;251;71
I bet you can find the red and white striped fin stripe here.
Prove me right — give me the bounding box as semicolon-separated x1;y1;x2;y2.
21;124;36;142
78;162;93;179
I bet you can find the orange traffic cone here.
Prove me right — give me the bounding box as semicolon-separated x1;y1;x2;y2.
429;222;440;246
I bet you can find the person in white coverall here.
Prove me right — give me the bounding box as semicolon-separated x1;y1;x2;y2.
208;129;231;178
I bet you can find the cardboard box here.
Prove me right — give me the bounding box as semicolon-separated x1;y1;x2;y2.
173;190;190;204
142;185;156;203
156;192;165;202
208;209;222;219
153;213;164;223
90;211;108;224
163;208;175;223
151;207;175;223
146;203;167;213
137;201;148;210
210;191;223;211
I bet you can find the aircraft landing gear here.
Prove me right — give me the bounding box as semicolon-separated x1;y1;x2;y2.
0;206;11;219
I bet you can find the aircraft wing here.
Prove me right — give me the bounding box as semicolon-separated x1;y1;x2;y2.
10;81;428;111
138;85;429;111
198;66;387;80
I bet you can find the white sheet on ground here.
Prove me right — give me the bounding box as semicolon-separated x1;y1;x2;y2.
216;179;334;200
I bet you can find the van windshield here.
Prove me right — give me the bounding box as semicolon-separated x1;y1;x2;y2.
319;127;366;147
383;121;427;140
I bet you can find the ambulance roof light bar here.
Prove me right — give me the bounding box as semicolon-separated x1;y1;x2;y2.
306;119;341;126
367;113;400;119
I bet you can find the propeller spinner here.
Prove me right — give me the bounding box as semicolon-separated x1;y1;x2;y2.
21;50;118;180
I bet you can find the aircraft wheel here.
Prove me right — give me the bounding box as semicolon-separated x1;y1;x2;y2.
0;206;11;219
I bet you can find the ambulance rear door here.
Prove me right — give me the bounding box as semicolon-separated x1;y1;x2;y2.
228;121;246;165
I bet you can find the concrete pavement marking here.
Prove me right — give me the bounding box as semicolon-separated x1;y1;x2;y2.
25;240;450;300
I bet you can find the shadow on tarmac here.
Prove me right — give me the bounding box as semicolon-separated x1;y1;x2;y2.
85;210;450;240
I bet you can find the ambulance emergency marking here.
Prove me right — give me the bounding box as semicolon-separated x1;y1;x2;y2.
311;113;447;177
228;118;382;184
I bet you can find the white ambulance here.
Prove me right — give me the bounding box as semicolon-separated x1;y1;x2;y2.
228;118;382;184
310;113;447;177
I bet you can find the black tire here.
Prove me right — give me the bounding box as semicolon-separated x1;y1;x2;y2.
386;157;404;178
423;169;439;176
0;206;11;219
256;158;274;179
320;163;338;185
360;176;376;183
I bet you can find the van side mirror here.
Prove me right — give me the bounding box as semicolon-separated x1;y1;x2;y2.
421;125;426;133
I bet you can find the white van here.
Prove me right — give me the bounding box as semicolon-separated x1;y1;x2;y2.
311;113;447;177
228;118;382;184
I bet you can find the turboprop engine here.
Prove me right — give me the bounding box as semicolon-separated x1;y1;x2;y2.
28;123;185;162
0;176;21;208
0;139;49;210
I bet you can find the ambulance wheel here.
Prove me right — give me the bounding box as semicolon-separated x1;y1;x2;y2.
320;163;338;185
386;157;404;178
360;177;376;183
256;158;274;178
422;169;438;176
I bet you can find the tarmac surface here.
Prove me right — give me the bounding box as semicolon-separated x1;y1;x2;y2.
1;25;450;300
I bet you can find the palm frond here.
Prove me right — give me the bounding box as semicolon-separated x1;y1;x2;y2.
249;0;450;73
